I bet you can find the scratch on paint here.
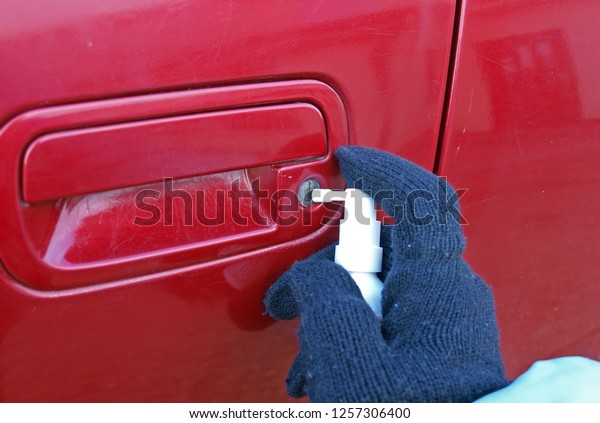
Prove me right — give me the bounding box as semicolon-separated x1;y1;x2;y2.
514;125;525;160
468;87;475;114
305;0;325;23
454;145;461;163
474;53;512;70
370;31;400;37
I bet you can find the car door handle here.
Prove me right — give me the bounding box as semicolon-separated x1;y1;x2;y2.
23;103;327;203
0;80;348;290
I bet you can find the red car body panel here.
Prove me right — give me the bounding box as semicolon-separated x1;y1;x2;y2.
438;0;600;378
0;0;598;401
0;0;455;401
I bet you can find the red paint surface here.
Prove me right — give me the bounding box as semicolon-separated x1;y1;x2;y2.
0;1;455;401
438;0;600;378
3;0;599;403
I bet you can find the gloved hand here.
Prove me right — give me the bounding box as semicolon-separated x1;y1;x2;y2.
264;146;509;402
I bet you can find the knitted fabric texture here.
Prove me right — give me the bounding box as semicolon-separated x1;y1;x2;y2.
264;146;509;402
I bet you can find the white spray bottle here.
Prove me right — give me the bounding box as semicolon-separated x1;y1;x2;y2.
312;188;384;317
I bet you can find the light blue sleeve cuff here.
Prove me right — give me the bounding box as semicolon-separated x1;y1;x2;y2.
476;356;600;403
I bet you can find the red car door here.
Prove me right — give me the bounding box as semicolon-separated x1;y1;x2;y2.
437;0;600;378
0;1;455;401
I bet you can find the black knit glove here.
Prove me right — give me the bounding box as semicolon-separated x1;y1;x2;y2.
264;146;509;402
